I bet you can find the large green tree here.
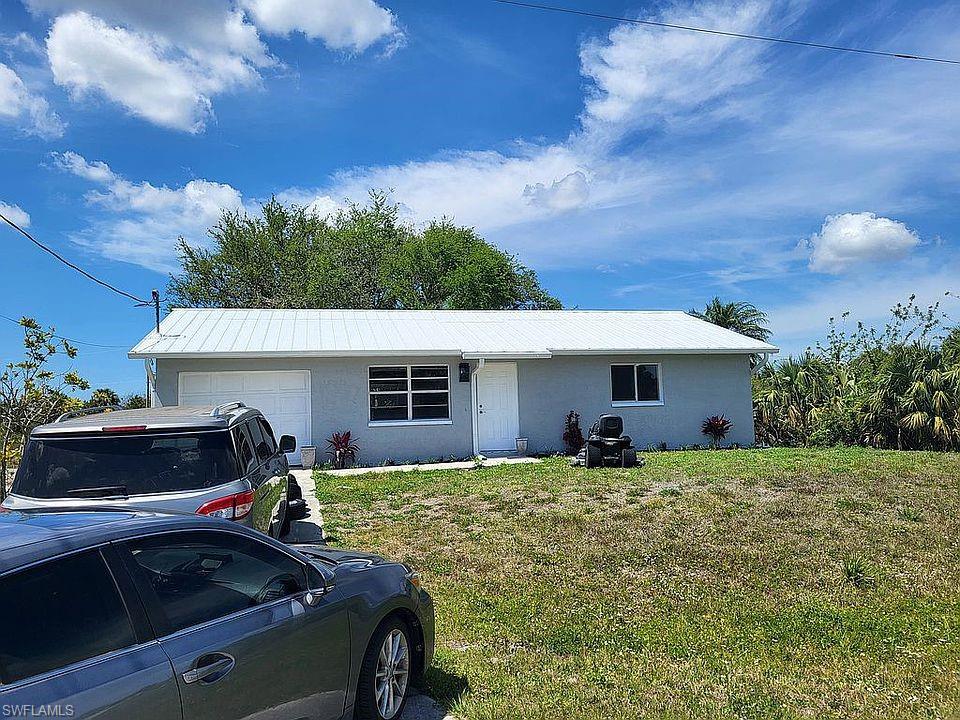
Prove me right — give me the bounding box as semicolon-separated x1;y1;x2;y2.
167;193;560;311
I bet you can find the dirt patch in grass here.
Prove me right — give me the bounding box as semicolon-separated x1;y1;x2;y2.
315;448;960;719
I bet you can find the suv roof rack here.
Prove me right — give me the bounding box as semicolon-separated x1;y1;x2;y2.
55;405;122;423
210;401;247;417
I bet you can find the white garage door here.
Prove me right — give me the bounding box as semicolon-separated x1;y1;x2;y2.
178;370;311;466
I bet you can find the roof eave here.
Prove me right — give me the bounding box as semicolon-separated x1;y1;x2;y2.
130;346;779;360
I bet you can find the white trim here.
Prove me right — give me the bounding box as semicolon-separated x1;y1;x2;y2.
610;362;664;406
367;419;454;428
131;347;777;360
461;351;552;360
367;364;451;424
470;359;485;456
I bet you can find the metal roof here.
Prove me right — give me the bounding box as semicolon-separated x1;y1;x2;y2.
129;309;779;359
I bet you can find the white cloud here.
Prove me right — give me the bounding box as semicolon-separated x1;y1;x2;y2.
578;0;775;140
523;171;590;210
46;11;259;132
0;201;31;228
53;151;244;270
28;0;399;132
1;32;45;58
807;212;921;274
26;0;270;63
0;62;63;138
240;0;402;52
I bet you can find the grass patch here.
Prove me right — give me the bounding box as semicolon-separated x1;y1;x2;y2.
315;448;960;719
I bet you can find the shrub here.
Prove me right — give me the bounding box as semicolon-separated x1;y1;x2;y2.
754;296;960;451
562;410;584;454
325;431;359;469
701;415;733;448
842;556;877;588
897;505;923;523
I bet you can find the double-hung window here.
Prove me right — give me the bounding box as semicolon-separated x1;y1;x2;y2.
611;363;663;406
369;365;450;423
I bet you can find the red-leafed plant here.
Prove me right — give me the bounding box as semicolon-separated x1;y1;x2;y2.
563;410;584;454
701;415;733;448
326;430;360;469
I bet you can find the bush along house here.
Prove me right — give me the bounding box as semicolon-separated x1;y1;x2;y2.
130;309;778;466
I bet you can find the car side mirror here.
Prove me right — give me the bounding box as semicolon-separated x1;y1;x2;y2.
304;563;336;607
278;435;297;453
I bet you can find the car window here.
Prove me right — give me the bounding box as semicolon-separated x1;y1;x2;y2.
233;425;256;473
247;419;271;462
257;418;278;455
11;432;240;499
125;531;307;634
0;550;136;684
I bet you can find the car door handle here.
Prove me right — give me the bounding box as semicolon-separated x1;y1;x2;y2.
182;653;235;685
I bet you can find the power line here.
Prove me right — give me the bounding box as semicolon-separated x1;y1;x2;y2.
489;0;960;66
0;210;163;333
0;210;151;305
0;313;128;349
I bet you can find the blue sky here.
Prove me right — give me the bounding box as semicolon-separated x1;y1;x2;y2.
1;0;958;395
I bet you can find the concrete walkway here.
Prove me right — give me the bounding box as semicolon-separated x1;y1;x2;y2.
281;468;326;543
321;455;540;477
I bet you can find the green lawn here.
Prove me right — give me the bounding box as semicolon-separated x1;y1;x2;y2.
315;449;960;719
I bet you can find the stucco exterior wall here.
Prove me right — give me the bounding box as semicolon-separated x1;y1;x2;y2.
155;356;474;465
154;352;756;465
516;354;756;454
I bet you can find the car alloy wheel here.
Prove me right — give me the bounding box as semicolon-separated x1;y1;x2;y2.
375;628;409;719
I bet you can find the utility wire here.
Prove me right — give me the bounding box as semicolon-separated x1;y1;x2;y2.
489;0;960;65
0;210;151;305
0;313;128;349
1;210;163;332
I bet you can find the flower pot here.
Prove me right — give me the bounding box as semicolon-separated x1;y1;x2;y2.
515;437;528;456
300;445;317;469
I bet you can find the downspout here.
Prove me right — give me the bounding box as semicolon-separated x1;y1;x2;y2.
144;358;161;407
751;352;770;375
470;358;485;456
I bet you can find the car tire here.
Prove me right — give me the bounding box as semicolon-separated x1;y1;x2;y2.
356;616;412;720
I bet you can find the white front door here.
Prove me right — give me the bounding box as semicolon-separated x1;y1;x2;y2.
476;362;520;453
178;370;311;465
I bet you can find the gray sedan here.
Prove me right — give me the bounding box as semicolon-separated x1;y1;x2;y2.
0;509;434;720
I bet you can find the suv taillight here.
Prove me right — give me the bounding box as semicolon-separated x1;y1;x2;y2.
196;490;255;520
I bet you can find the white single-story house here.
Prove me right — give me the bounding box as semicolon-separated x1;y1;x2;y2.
129;309;778;465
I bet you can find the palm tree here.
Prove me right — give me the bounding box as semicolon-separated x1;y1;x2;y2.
861;343;960;450
753;355;833;446
691;297;772;342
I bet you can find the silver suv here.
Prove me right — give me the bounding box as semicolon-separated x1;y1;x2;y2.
3;403;301;538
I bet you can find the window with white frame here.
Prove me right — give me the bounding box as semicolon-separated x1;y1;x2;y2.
610;363;662;405
369;365;450;423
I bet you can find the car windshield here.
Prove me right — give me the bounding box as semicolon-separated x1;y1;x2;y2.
12;431;239;498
